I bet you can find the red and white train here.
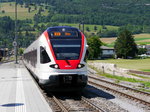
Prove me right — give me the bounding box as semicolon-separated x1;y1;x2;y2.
23;26;88;91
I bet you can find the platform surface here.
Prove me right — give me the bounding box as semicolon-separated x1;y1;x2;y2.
0;61;52;112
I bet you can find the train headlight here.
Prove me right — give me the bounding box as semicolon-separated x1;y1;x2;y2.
50;64;59;69
77;64;85;69
54;64;59;69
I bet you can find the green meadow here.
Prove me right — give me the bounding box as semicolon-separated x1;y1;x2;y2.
101;33;150;46
60;23;119;32
0;2;48;20
89;58;150;71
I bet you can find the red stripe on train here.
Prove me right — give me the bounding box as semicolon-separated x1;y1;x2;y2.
44;31;56;62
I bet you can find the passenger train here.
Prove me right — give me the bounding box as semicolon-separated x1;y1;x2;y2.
23;26;88;91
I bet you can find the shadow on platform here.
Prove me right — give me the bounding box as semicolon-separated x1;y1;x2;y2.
1;103;24;107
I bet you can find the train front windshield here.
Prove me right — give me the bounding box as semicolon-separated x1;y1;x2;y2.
48;28;82;60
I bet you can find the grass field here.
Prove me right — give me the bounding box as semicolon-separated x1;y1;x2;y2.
89;59;150;91
60;23;119;33
134;34;150;42
0;2;48;20
101;33;150;46
89;58;150;71
134;34;150;45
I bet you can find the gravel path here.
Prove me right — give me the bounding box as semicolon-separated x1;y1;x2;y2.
88;76;150;103
83;87;129;112
88;67;150;112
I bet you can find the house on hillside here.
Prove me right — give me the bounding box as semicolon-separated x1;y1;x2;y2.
137;45;150;55
100;45;150;59
100;46;115;59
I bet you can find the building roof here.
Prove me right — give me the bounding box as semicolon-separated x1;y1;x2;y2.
100;46;114;50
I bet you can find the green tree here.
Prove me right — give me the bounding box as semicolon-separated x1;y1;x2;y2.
18;48;24;56
28;7;31;13
94;26;97;32
87;36;102;59
34;5;37;10
138;48;147;55
86;27;90;32
2;10;5;14
114;29;138;59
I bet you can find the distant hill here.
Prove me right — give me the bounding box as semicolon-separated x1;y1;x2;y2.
1;0;150;26
24;0;150;26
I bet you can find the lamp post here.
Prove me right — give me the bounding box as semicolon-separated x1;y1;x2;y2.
82;21;84;34
79;23;81;30
14;0;18;64
0;0;1;12
79;21;84;34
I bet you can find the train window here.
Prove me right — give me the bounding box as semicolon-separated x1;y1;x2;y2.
40;46;51;64
51;39;81;60
23;49;37;67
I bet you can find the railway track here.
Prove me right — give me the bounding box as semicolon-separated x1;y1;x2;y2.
88;75;150;107
36;81;106;111
48;93;106;112
48;94;68;112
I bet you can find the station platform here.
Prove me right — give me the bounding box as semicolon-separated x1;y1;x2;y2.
0;61;52;112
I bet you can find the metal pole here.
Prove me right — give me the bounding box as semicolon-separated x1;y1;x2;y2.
0;0;1;12
79;23;81;30
82;22;84;34
14;0;18;64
